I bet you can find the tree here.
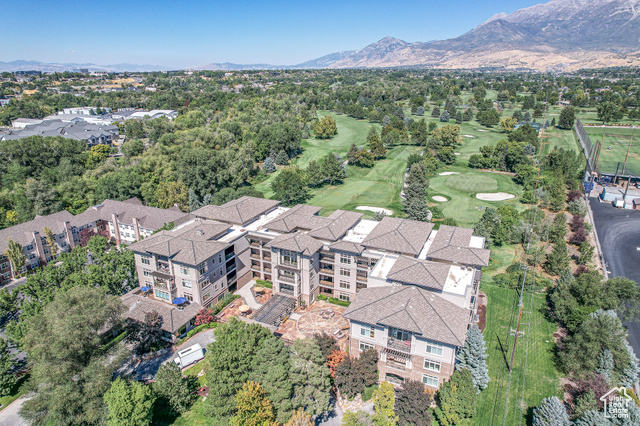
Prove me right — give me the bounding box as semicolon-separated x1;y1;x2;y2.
20;287;126;425
619;341;640;388
434;369;477;426
595;349;614;383
314;115;338;139
194;308;215;325
571;390;597;420
347;143;359;164
558;106;576;129
546;239;570;276
455;325;490;393
230;381;278;426
372;381;399;426
322;153;345;185
404;196;430;222
532;396;570;426
416;106;425;116
276;149;290;166
327;349;347;378
477;109;500;127
574;410;609;425
436;146;456;165
289;338;332;416
313;332;339;359
155;180;189;211
263;157;276;173
154;362;197;415
343;410;376;426
355;148;375;167
431;106;441;118
43;226;58;259
499;117;517;132
395;380;432;426
0;338;15;397
104;378;155;426
5;238;25;277
86;144;111;168
306;160;325;187
125;311;166;355
368;128;386;159
121;138;144;158
284;409;313;426
439;111;450;122
271;166;309;206
597;102;618;124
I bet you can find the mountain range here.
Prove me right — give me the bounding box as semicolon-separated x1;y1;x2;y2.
4;0;640;73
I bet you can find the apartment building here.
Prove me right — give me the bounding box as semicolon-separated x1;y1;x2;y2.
0;197;191;283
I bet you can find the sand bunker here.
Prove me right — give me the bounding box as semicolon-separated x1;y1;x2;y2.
439;172;460;176
455;153;461;155
477;129;488;132
432;196;448;202
476;193;516;201
356;206;393;215
463;135;474;138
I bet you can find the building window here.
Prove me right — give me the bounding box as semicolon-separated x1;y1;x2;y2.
281;250;298;266
184;293;193;302
424;360;441;373
154;290;170;300
203;292;211;302
218;255;222;263
359;342;374;351
422;374;439;388
339;280;350;289
198;262;207;275
340;254;351;264
339;293;350;302
143;269;151;277
0;262;8;270
141;257;150;265
201;279;210;289
339;268;350;277
426;341;443;357
182;280;192;288
179;266;189;275
360;325;375;338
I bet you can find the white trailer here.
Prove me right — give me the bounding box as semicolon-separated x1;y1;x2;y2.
173;343;204;368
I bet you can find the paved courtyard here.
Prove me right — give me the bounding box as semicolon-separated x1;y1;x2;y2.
277;301;350;349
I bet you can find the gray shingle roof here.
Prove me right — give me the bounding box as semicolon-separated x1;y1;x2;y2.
121;290;203;334
72;199;193;230
329;240;366;255
343;285;469;347
0;210;73;253
265;232;324;256
308;210;363;241
386;256;451;291
127;219;231;266
192;196;280;225
264;204;324;233
361;217;434;256
426;225;490;267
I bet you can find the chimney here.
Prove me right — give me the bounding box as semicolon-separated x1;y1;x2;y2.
63;221;76;250
132;217;141;241
111;213;121;249
32;231;46;266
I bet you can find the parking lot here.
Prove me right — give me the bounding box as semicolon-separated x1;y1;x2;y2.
589;199;640;355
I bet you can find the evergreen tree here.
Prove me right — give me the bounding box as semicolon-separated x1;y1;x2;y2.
188;189;202;212
434;369;478;426
546;240;570;276
154;362;197;415
463;108;474;121
284;409;313;426
395;380;432;426
455;111;463;124
275;149;290;166
573;410;609;426
271;166;309;206
322;153;345;185
383;115;391;127
440;110;450;122
416;106;425;116
104;378;155;426
347;143;359;165
313;115;338;139
551;117;557;127
306;160;325;187
619;341;639;388
372;381;399;426
251;337;293;423
313;332;338;359
431;106;441;118
532;396;570;426
0;338;15;397
405;197;430;222
230;381;278;426
289;339;332;416
571;391;598;421
595;349;614;383
355;149;375;167
455;325;490;393
368;128;386;159
263;157;276;173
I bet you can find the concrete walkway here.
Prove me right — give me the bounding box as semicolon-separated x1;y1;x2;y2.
0;396;28;426
234;282;261;310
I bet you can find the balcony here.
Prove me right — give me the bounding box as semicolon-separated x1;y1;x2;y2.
225;252;235;261
356;272;368;280
387;338;412;353
278;274;296;284
249;241;261;247
319;255;334;263
320;267;334;275
319;279;334;287
280;287;295;296
280;260;299;268
262;255;271;261
264;267;272;273
156;262;171;274
386;357;407;372
251;263;261;271
250;253;261;260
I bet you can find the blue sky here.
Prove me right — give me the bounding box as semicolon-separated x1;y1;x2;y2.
1;0;545;68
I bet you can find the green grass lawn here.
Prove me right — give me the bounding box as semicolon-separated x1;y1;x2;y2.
474;285;563;426
0;374;29;412
172;398;211;426
428;165;524;228
583;126;640;175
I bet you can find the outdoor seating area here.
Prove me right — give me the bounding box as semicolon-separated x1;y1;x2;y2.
252;286;273;304
251;294;296;327
214;297;245;323
276;301;350;348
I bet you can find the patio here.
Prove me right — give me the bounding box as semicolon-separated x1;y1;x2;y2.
277;301;350;349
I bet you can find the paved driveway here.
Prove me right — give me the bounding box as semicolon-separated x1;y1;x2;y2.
589;200;640;355
0;396;28;426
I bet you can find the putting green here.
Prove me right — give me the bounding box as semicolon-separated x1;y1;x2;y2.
444;174;498;193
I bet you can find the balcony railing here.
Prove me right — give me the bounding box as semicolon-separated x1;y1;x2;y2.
225;252;235;261
262;255;271;261
251;264;261;270
278;274;296;284
387;338;412;353
281;260;299;268
386;358;406;371
320;268;334;275
250;253;260;259
156;263;171;273
280;287;295;296
319;279;334;287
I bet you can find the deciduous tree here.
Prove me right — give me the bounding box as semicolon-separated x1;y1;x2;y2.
104;378;155;426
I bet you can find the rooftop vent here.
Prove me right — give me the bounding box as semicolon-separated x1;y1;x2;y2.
196;229;204;236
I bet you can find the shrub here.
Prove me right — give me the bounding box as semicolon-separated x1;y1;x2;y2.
255;280;273;288
567;199;586;216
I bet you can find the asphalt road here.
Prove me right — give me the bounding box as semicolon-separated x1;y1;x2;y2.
589;199;640;355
